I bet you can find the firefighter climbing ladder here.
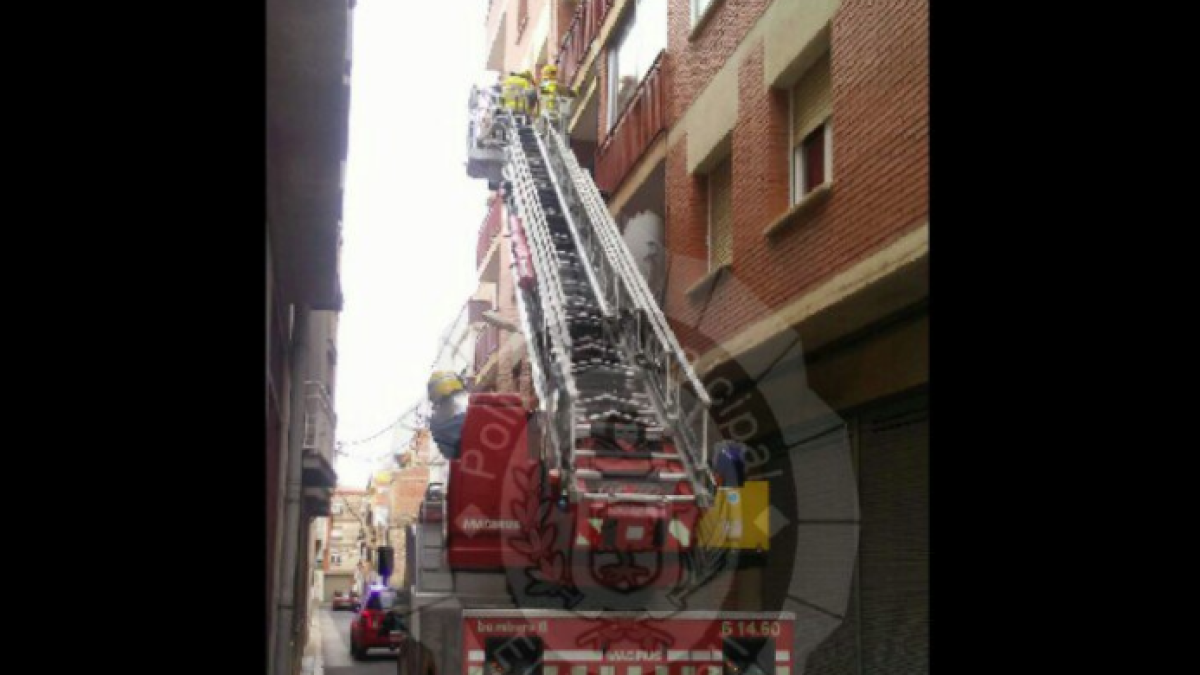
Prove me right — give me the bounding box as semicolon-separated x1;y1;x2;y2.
493;109;717;509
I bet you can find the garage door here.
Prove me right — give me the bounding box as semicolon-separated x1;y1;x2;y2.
805;390;928;675
858;391;929;675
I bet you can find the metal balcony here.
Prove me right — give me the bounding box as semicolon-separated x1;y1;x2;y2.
474;323;501;375
302;381;338;498
595;50;669;194
556;0;615;87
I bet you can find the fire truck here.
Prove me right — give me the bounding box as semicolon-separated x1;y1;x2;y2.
395;88;790;675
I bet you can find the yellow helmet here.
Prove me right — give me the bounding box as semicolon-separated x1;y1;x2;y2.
427;370;464;401
520;70;534;82
542;64;558;79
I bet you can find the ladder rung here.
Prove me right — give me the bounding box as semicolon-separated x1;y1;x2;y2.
581;492;696;504
574;449;679;460
574;468;687;483
502;121;713;509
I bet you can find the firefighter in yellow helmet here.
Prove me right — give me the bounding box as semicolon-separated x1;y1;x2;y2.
427;370;464;401
500;70;536;120
427;371;468;459
536;63;576;120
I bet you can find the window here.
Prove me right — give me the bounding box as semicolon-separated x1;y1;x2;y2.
331;502;343;515
606;0;667;131
793;122;832;199
691;0;717;26
707;156;733;270
789;52;833;204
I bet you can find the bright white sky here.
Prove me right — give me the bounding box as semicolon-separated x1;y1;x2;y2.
334;1;492;488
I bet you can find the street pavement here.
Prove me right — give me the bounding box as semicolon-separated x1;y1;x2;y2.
319;605;398;675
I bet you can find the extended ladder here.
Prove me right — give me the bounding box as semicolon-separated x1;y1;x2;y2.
470;98;715;508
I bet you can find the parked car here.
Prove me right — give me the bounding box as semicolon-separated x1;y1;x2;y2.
331;590;359;612
350;585;407;660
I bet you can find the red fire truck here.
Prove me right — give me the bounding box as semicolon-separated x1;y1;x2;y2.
397;95;793;675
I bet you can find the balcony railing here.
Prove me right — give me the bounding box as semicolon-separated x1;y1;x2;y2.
302;381;336;460
474;323;501;374
595;50;668;194
476;194;503;270
556;0;614;87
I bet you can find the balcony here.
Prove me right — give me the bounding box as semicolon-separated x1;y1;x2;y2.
556;0;615;87
267;0;351;311
302;381;338;513
595;50;669;194
475;192;504;270
474;324;501;376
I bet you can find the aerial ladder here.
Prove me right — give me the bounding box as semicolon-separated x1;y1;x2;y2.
469;85;717;512
395;85;787;675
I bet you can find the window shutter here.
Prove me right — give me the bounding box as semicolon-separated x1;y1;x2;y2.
709;156;734;267
791;53;832;146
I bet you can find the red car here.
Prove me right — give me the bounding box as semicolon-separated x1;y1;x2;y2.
350;586;407;660
331;590;359;612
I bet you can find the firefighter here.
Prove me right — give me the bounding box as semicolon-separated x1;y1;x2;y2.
428;370;468;460
535;63;575;120
713;440;747;488
500;70;536;120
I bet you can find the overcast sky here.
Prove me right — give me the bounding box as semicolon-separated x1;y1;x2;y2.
334;1;491;488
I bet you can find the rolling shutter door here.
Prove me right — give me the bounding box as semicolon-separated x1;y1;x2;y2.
858;392;929;675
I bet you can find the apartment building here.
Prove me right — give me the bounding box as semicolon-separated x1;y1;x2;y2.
321;488;370;600
267;0;353;673
387;432;434;590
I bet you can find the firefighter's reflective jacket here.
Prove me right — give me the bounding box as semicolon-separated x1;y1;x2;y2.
501;74;534;113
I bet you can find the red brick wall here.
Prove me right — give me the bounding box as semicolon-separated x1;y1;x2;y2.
663;0;928;352
391;466;430;521
667;0;773;125
389;464;430;586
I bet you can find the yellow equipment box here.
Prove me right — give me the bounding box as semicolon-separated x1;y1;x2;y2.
697;481;770;551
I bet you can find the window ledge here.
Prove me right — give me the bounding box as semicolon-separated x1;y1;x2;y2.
763;182;834;239
689;0;728;42
685;262;731;300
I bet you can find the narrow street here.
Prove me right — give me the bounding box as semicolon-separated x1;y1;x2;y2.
319;605;397;675
268;1;930;674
